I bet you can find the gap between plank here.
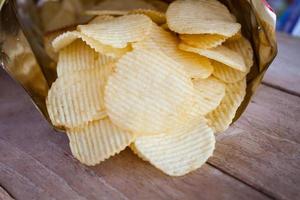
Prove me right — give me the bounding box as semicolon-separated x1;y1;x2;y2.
262;82;300;97
0;184;15;200
206;162;276;200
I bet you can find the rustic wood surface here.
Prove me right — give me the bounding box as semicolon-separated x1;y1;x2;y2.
0;33;299;200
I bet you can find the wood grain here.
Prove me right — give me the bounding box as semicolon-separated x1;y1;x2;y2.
209;85;300;200
263;33;300;96
0;71;269;200
0;186;14;200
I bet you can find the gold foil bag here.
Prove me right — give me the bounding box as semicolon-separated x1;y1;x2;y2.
0;0;277;131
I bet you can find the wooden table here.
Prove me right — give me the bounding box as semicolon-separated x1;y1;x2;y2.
0;33;299;200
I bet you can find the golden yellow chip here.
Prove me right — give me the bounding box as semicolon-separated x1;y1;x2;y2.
179;43;247;72
133;25;213;79
226;36;254;69
193;77;226;115
206;79;246;133
77;14;153;48
180;34;227;49
132;117;215;176
105;48;196;135
93;0;156;11
67;118;135;166
85;10;128;16
88;15;115;24
56;40;115;77
47;66;113;128
52;31;131;58
227;31;242;42
212;61;247;83
128;9;166;25
166;0;241;36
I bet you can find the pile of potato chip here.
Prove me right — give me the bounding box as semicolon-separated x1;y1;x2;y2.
46;0;253;176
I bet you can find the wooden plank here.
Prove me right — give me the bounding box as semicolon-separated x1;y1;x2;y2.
209;85;300;200
263;33;300;95
0;71;269;199
0;187;14;200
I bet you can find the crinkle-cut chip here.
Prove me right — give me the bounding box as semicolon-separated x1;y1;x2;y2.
226;36;254;69
56;39;115;77
133;25;213;79
180;34;227;49
166;0;241;37
67;119;135;166
52;31;130;58
132;117;215;176
77;14;153;48
227;31;242;42
85;10;128;16
88;15;115;24
93;0;156;11
179;43;247;72
206;79;246;133
193;77;226;115
212;61;247;83
160;23;169;30
47;66;113;128
105;48;196;135
128;9;166;25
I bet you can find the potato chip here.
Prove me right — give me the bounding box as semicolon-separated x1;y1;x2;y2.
88;15;115;24
52;31;130;58
56;40;115;77
132;117;215;176
226;36;254;69
179;43;247;72
180;34;227;49
77;14;153;48
85;10;128;16
93;0;155;11
212;61;246;83
57;40;96;76
227;31;242;42
105;48;196;135
67;118;135;166
128;9;166;25
47;65;113;128
212;36;254;83
193;77;226;115
206;79;246;133
166;0;241;37
133;25;213;79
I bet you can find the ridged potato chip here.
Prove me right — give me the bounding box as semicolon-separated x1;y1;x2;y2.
85;10;128;16
93;0;155;11
67;118;135;166
133;25;213;79
212;36;253;83
179;43;247;72
206;79;246;133
212;61;247;83
52;31;131;58
166;0;241;37
193;77;226;115
88;15;115;24
77;14;153;48
180;34;227;49
128;9;166;24
56;40;115;77
131;117;215;176
105;48;196;135
47;66;113;128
